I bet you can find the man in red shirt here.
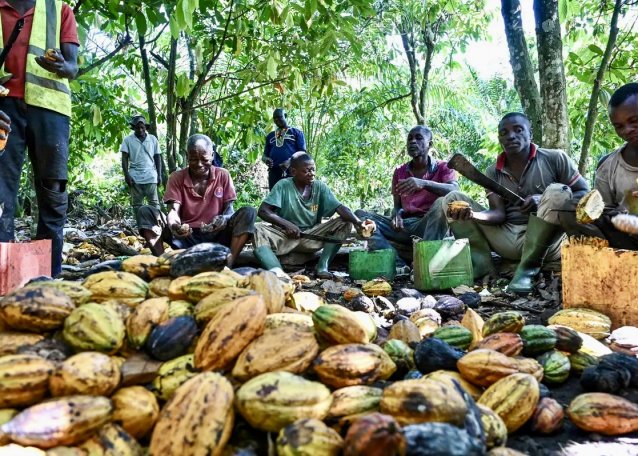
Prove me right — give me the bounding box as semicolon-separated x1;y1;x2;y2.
0;0;79;277
137;134;256;267
355;126;459;276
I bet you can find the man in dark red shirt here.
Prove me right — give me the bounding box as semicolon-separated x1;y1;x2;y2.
355;125;459;276
0;0;79;277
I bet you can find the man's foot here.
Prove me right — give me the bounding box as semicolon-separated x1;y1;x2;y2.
395;264;411;278
316;269;334;280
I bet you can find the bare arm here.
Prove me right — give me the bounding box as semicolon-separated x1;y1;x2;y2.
451;193;507;226
121;153;132;185
166;202;181;227
258;201;300;238
153;154;161;185
396;178;460;197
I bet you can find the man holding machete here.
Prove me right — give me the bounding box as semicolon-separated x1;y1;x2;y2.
0;0;79;277
253;152;374;279
442;112;589;294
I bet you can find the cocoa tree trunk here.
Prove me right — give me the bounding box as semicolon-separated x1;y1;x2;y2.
578;0;623;173
165;38;178;172
534;0;570;152
501;0;543;142
399;24;425;125
139;33;169;183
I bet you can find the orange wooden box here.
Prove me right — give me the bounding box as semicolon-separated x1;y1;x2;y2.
0;240;52;295
561;239;638;329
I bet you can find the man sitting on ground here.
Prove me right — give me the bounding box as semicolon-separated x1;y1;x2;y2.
253;152;372;279
355;125;459;276
137;134;256;267
443;112;589;294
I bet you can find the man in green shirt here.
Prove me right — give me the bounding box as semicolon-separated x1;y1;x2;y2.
254;152;372;278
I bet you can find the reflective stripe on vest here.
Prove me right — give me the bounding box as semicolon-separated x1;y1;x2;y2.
0;0;72;117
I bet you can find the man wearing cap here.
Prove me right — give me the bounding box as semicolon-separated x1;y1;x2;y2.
0;0;80;277
120;115;161;225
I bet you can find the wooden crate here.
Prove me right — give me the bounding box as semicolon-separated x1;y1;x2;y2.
561;239;638;329
0;240;51;295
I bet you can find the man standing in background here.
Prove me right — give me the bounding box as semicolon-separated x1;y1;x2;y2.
0;0;80;277
263;108;306;189
121;114;161;227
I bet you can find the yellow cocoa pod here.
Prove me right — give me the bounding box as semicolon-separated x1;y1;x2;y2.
194;287;256;325
362;279;392;297
0;286;75;332
151;354;198;401
0;332;45;356
126;297;170;349
23;280;92;306
77;423;142;456
313;344;394;388
313;304;372;345
183;271;238;302
167;276;192;301
0;395;113;448
277;418;343;456
49;352;120;397
380;378;467;426
148;277;172;298
195;295;267;371
247;270;286;313
0;354;54;408
264;312;314;331
478;373;540;433
236;371;332;432
478;404;508;449
111;386;160;439
121;254;159;281
423;370;483;401
326;385;383;419
150;373;234;456
82;271;148;307
457;349;519;387
232;325;319;381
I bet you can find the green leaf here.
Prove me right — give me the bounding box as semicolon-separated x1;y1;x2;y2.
266;56;278;79
182;0;193;29
134;12;147;35
558;0;570;21
176;74;191;97
169;15;180;39
588;44;603;55
92;105;102;126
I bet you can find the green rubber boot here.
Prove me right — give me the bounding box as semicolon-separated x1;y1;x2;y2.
316;243;341;279
253;246;284;273
450;221;495;280
508;215;561;294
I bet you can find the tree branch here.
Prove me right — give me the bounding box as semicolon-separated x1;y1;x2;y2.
77;33;132;77
361;92;411;116
73;0;85;15
150;51;170;69
182;78;287;113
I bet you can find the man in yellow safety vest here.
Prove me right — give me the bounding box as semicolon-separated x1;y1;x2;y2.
0;0;79;277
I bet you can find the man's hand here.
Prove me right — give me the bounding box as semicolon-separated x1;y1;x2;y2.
279;159;291;171
449;206;474;221
396;177;424;195
355;219;376;238
170;223;191;239
201;215;227;234
262;156;274;168
124;174;133;186
35;49;70;77
0;110;11;137
518;194;542;213
281;221;301;239
392;212;404;231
